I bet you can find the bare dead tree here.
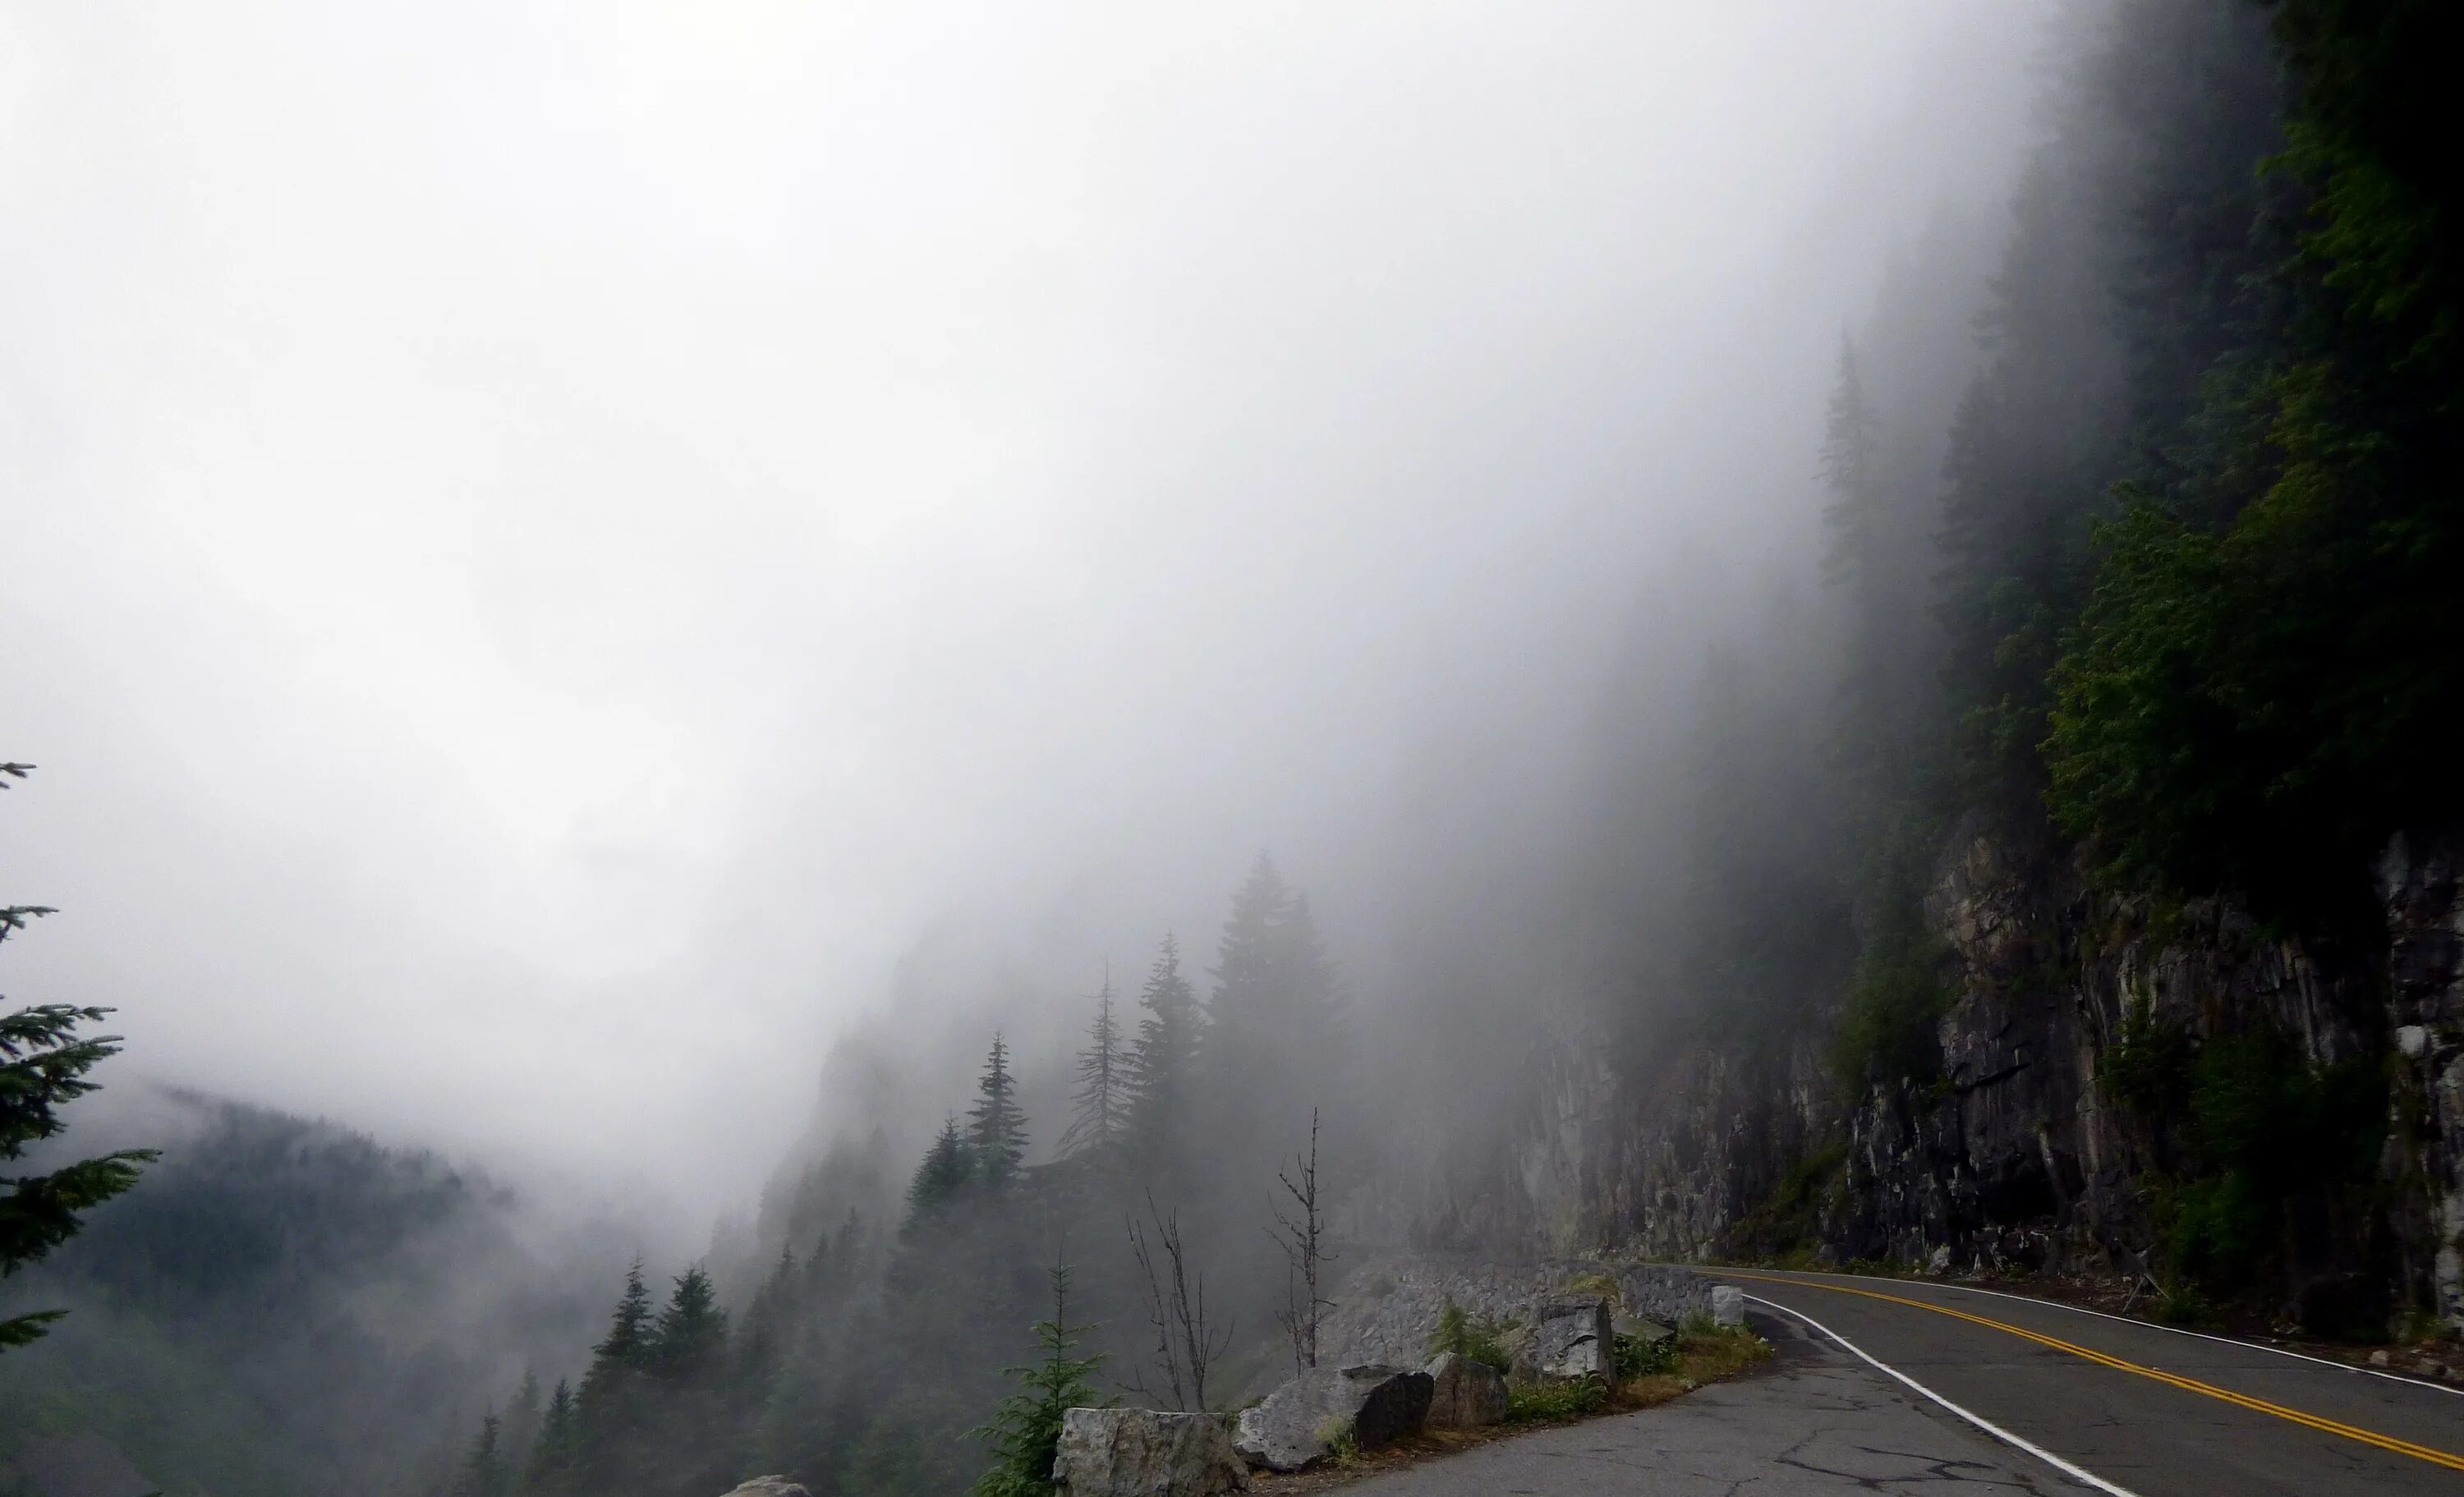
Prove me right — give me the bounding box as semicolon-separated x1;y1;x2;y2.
1271;1108;1335;1375
1124;1192;1231;1412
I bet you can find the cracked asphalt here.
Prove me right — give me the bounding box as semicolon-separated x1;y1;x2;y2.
1341;1271;2464;1495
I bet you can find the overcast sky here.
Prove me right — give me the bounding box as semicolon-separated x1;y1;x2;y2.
0;0;2050;1212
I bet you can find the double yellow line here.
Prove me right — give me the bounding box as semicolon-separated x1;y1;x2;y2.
1723;1270;2464;1474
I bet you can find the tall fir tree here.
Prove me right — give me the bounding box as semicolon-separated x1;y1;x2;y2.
964;1034;1028;1186
586;1258;655;1379
650;1265;728;1381
452;1412;508;1497
1056;971;1127;1161
1;762;155;1351
572;1257;658;1495
1202;856;1349;1165
1121;934;1200;1174
904;1115;971;1226
499;1371;543;1480
522;1380;577;1496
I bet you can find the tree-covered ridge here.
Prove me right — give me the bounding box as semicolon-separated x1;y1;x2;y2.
0;1093;610;1497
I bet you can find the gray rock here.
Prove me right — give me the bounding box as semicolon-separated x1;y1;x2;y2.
1616;1265;1721;1328
1610;1311;1673;1345
1422;1352;1509;1428
719;1481;810;1497
1231;1365;1433;1472
1051;1408;1248;1495
1531;1297;1612;1380
1711;1284;1745;1329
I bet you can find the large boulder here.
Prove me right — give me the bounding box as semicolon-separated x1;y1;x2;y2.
1711;1284;1746;1328
1422;1352;1508;1428
1231;1364;1432;1472
1531;1297;1612;1380
719;1481;810;1497
1051;1408;1248;1496
1617;1265;1720;1326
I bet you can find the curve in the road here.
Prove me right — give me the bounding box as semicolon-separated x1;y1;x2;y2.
1726;1269;2464;1477
1743;1291;2145;1497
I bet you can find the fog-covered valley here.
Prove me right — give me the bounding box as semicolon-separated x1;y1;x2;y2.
7;1;2462;1494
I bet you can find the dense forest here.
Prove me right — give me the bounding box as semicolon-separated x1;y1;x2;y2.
8;0;2459;1493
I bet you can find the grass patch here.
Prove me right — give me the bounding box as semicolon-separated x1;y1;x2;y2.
1505;1376;1607;1424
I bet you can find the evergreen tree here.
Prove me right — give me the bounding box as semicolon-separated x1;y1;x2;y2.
499;1371;544;1479
964;1035;1028;1186
649;1265;728;1381
522;1380;577;1496
1820;338;1883;589
1201;856;1349;1164
586;1258;655;1378
734;1243;797;1381
1;763;155;1351
1055;971;1127;1161
572;1258;657;1495
452;1412;508;1497
643;1264;734;1497
1121;934;1200;1173
905;1115;972;1225
967;1259;1106;1497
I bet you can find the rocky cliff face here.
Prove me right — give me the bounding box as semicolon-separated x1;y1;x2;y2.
1396;824;2464;1334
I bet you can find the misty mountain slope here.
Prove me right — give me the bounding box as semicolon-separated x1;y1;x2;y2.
1400;0;2464;1339
0;1091;615;1497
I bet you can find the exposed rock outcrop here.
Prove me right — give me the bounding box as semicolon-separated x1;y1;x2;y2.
1422;1352;1508;1428
1530;1297;1612;1380
1231;1365;1432;1472
1320;1258;1728;1368
1051;1408;1248;1496
1389;825;2464;1336
719;1480;810;1497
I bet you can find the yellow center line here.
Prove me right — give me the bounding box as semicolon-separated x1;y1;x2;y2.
1720;1270;2464;1474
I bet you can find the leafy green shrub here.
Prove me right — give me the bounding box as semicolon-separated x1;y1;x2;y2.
1613;1331;1676;1380
1426;1297;1516;1374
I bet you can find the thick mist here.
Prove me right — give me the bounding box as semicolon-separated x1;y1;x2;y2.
3;1;2048;1217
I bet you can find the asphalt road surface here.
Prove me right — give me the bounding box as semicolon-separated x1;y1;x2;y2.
1345;1269;2464;1495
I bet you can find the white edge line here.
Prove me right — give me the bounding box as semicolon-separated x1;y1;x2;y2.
1763;1268;2464;1401
1742;1292;2145;1497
